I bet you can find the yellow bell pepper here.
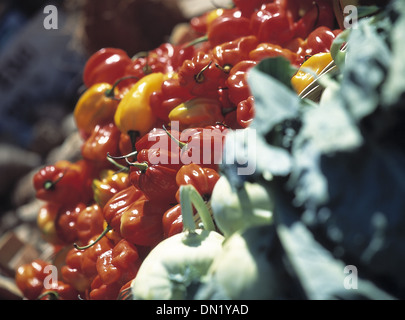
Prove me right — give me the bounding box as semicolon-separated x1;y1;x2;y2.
168;97;224;129
73;82;119;137
291;52;333;95
114;72;169;138
92;169;130;208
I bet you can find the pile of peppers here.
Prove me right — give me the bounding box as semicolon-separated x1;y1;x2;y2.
15;0;342;300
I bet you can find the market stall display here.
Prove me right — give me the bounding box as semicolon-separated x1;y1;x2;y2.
3;0;404;300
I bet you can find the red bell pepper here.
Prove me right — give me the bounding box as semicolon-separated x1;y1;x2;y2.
207;8;252;47
303;26;341;56
54;202;86;245
212;35;259;72
96;239;141;286
75;234;114;282
162;203;183;238
226;59;258;107
291;0;335;39
128;148;182;204
88;275;122;300
15;259;50;300
75;204;105;246
249;43;299;66
250;2;296;46
232;0;269;17
103;185;145;236
175;163;220;202
33;159;100;206
83;48;132;88
237;95;255;128
120;196;170;247
178;51;228;99
81;122;122;165
149;76;194;122
61;248;93;294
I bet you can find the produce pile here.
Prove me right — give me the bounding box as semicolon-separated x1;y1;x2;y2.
13;0;405;300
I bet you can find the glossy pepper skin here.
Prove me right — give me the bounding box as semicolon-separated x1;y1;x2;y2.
237;95;255;128
96;239;141;286
207;8;252;47
290;0;335;39
225;60;258;107
120;196;170;247
178;51;228;99
15;259;50;300
83;48;132;89
212;35;259;72
175;163;220;202
38;280;79;300
33;160;86;206
249;43;299;67
37;202;63;245
92;169;131;209
162;204;183;238
33;159;98;206
88;275;122;300
114;72;170;138
54;202;86;245
168;97;224;130
149;76;194;123
175;124;228;171
81;122;122;164
103;185;145;235
232;0;268;17
125;43;176;80
190;8;225;34
75;204;105;246
303;26;341;56
250;2;296;46
128;148;182;204
163;163;220;238
73;82;119;138
291;52;333;95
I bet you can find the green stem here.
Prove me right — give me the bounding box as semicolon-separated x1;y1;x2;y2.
43;168;67;190
106;155;130;173
125;158;149;173
179;185;215;233
105;76;139;100
162;125;187;149
37;291;60;300
184;35;209;48
74;225;112;250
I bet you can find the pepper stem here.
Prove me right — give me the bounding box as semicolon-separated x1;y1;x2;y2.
179;185;215;233
195;61;212;83
215;63;232;74
127;130;139;153
106;156;129;173
43;168;67;190
73;225;112;250
125;158;149;172
184;35;209;48
37;291;60;300
162;125;187;149
105;76;139;100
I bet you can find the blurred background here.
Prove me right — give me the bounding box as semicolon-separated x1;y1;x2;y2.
0;0;223;298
